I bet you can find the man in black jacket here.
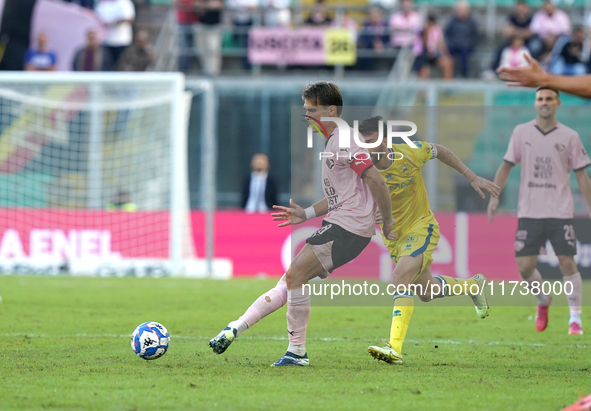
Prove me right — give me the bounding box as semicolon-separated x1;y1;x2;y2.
241;153;277;213
445;0;479;78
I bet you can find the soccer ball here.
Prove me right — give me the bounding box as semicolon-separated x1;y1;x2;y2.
131;322;170;360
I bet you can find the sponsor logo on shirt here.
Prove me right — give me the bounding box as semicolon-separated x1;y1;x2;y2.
388;176;415;192
527;182;557;189
533;156;552;179
325;158;335;169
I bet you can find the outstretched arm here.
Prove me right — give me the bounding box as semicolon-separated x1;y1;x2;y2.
434;144;501;199
487;161;514;223
271;198;328;227
497;53;591;98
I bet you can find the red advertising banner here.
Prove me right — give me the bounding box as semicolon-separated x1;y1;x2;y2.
1;209;589;280
197;211;520;280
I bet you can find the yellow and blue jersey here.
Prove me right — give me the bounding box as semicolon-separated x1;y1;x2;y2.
379;141;440;273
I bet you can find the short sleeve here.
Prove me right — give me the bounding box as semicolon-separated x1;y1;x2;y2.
569;134;591;171
503;128;521;165
50;52;57;66
405;141;433;167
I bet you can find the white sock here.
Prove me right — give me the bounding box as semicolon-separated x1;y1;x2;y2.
564;272;583;325
228;319;248;337
522;269;550;306
287;343;306;357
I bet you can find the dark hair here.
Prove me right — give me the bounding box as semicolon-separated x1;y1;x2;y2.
358;115;388;138
427;12;437;23
536;86;560;98
302;81;343;116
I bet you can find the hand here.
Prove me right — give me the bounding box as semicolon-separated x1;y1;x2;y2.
470;176;501;199
496;53;548;88
381;216;397;240
487;196;499;223
374;209;383;225
271;198;306;227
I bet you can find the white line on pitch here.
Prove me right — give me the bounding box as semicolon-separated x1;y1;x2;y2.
1;333;590;349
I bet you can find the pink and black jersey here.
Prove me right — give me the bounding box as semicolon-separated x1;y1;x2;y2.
504;119;591;219
322;126;377;238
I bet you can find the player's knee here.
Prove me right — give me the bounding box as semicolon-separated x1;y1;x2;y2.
417;292;432;302
557;255;577;272
516;261;535;278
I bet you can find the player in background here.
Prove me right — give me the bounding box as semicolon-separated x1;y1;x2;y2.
498;53;591;99
356;116;500;364
209;81;396;366
488;87;591;335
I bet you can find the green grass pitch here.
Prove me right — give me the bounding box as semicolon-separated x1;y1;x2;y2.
1;276;590;410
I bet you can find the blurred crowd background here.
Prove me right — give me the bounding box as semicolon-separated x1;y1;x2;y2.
4;0;591;78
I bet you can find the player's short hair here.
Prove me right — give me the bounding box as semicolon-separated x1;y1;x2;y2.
358;115;388;138
536;87;560;98
302;81;343;116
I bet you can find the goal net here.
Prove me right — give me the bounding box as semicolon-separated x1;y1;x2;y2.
0;72;230;278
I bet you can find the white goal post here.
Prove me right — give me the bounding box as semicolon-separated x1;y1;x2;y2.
0;72;230;279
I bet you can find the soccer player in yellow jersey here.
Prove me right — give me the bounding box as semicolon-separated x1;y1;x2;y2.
358;116;501;364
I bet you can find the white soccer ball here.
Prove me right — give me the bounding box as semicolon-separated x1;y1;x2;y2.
131;322;170;360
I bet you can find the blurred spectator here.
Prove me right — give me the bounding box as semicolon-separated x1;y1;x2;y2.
24;33;57;71
505;0;533;41
241;153;277;214
305;0;332;26
413;13;453;79
63;0;95;9
195;0;224;75
227;0;259;68
176;0;199;70
529;0;571;60
389;0;422;49
262;0;291;27
95;0;136;65
115;30;154;71
550;26;587;75
487;0;532;77
358;7;389;70
498;36;530;69
73;29;114;71
332;9;359;36
444;0;479;78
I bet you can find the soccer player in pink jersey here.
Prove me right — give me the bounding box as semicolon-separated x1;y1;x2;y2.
209;81;396;366
488;87;591;335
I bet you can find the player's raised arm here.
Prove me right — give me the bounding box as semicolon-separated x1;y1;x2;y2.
434;143;501;199
362;165;396;240
497;53;591;99
487;161;514;223
271;198;328;227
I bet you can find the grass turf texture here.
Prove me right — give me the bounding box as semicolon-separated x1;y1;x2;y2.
1;276;590;410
